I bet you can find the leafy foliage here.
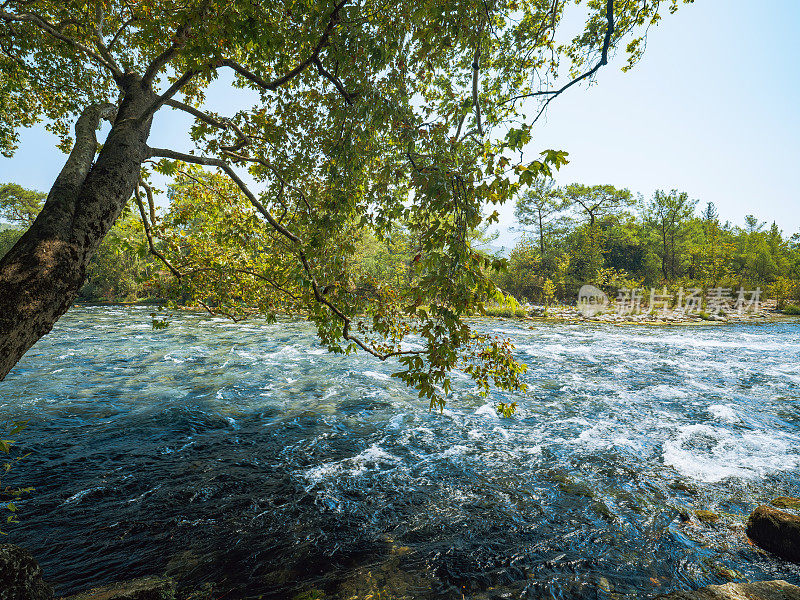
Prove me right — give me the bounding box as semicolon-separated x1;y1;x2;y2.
0;420;33;535
0;182;45;226
1;0;693;403
496;401;517;418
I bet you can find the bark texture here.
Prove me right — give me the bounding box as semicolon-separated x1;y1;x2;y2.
0;81;155;380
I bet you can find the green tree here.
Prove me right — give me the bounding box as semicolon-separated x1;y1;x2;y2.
0;183;44;226
0;183;45;259
80;211;156;301
515;178;567;257
0;0;691;403
642;189;696;282
560;183;633;227
496;236;542;302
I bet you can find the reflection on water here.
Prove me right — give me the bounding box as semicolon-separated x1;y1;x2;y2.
1;306;799;598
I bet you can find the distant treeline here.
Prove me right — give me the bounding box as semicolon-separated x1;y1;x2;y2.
2;181;799;311
494;181;800;310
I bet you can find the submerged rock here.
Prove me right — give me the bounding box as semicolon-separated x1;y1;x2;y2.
0;544;53;600
64;576;176;600
771;497;800;511
746;505;800;563
657;580;800;600
695;510;720;524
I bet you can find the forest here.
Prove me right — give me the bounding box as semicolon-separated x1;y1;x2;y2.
3;179;799;314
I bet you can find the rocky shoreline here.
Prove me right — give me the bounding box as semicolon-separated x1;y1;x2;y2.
502;299;800;326
3;498;799;599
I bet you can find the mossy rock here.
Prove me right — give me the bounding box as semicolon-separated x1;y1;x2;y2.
65;576;176;600
714;566;741;581
656;580;800;600
0;544;53;600
291;590;325;600
695;510;720;524
669;481;698;495
592;500;613;520
746;505;800;563
163;551;200;579
558;480;594;499
597;576;612;594
771;497;800;510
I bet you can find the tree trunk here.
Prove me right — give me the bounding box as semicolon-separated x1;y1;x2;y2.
538;208;545;256
0;83;155;380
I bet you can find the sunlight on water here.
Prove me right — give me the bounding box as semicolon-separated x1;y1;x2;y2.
1;306;799;598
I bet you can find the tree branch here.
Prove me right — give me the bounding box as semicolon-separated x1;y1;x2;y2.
140;1;212;87
93;3;123;76
134;182;182;279
146;147;301;244
501;0;615;114
472;39;483;136
146;145;420;360
0;8;123;79
137;69;197;125
165;99;226;128
312;56;355;104
107;15;136;52
219;0;349;92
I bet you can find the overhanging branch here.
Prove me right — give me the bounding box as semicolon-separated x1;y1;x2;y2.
145;145;422;361
220;0;349;92
0;8;123;80
501;0;615;117
134;181;182;279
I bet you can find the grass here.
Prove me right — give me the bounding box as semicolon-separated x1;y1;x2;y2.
482;305;527;318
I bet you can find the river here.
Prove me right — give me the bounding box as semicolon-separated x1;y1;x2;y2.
1;306;799;598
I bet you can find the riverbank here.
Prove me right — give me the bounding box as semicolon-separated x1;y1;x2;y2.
482;299;800;326
76;298;800;327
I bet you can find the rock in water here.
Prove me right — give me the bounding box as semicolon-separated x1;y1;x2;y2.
0;544;53;600
64;576;175;600
657;580;800;600
771;497;800;510
746;505;800;563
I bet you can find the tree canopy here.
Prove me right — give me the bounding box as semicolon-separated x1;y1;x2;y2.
0;183;44;225
0;0;692;399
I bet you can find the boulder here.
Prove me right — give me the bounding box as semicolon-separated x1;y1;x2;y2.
771;497;800;511
695;510;720;524
0;544;53;600
746;505;800;563
656;580;800;600
64;576;175;600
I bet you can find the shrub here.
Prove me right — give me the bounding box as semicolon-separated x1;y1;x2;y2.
482;305;527;318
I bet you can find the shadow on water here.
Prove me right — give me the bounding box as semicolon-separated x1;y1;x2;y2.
1;306;799;598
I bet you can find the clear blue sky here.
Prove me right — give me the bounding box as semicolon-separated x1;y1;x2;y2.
1;0;798;250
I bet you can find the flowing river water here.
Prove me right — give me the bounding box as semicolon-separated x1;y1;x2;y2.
1;306;799;599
